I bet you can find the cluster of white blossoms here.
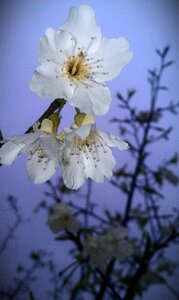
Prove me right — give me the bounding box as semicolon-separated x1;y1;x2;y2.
0;5;132;190
82;226;133;270
47;202;80;233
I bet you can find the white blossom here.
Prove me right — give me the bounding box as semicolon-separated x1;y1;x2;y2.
30;4;133;116
60;123;129;190
47;202;80;233
101;227;133;261
0;118;62;184
83;226;133;270
82;235;109;270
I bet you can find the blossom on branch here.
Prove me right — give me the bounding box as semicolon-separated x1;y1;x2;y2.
60;117;129;190
47;202;80;233
0;117;62;184
30;4;133;116
83;226;133;270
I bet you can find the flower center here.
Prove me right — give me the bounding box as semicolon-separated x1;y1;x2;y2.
65;131;107;168
63;52;90;81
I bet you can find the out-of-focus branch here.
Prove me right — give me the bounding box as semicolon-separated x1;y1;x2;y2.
123;229;179;300
0;130;3;167
95;259;122;300
84;180;92;228
0;250;49;300
0;196;23;254
122;47;172;226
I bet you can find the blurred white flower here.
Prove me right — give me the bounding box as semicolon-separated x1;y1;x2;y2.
0;117;62;184
60;123;129;190
47;202;80;233
82;235;109;270
83;226;133;270
30;4;133;116
102;227;133;261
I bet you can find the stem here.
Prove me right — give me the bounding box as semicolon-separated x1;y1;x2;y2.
123;238;151;300
75;107;81;114
55;99;66;116
95;260;116;300
25;98;65;133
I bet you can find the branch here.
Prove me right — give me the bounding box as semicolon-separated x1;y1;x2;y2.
25;98;65;133
122;50;168;226
0;196;23;254
95;259;117;300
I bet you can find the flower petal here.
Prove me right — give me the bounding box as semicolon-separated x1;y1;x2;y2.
97;130;129;150
69;82;111;115
26;151;57;184
30;61;75;99
3;132;40;146
96;146;116;179
82;150;104;183
92;37;133;82
74;124;91;140
60;5;102;53
39;135;61;166
61;155;85;190
38;28;73;64
0;142;25;165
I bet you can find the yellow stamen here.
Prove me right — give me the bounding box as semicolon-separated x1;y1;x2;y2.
63;52;89;81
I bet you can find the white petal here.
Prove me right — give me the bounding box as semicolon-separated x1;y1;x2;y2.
92;37;133;81
26;151;57;184
38;28;73;64
82;150;104;183
0;142;25;165
60;5;102;53
74;124;91;140
39;135;61;166
69;82;111;115
97;130;129;150
63;128;75;144
3;132;40;146
96;146;116;179
30;61;75;99
61;155;85;190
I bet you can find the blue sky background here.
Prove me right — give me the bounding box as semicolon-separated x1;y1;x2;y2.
0;0;179;299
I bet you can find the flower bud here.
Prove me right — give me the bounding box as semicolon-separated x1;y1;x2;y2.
49;114;60;135
74;113;94;127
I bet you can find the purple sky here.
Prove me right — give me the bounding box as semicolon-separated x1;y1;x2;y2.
0;1;179;299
